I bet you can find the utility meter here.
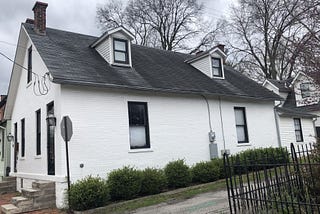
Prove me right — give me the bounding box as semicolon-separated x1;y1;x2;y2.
208;131;216;142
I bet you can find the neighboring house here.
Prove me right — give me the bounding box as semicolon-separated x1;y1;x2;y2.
4;2;281;208
263;72;320;148
0;95;11;179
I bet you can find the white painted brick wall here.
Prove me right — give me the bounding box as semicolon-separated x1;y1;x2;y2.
59;86;279;183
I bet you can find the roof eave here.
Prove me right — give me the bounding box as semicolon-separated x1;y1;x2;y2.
53;78;279;102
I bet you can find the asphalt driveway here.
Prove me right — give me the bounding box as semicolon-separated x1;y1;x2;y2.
131;190;229;214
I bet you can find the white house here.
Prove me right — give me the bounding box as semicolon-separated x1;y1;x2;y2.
263;72;319;148
4;2;281;208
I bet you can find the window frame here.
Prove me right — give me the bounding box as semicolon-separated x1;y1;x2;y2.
36;109;41;156
211;57;223;77
128;101;150;149
234;107;249;144
294;118;304;142
300;82;312;98
21;118;25;157
27;46;32;84
113;38;129;64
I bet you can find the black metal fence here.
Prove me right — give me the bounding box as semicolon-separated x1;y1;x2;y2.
224;143;320;213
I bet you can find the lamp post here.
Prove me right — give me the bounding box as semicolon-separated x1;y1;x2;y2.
46;113;56;127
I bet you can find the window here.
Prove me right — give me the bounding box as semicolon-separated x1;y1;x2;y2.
234;107;249;143
212;58;222;77
21;118;25;157
300;83;312;98
128;102;150;149
36;109;41;155
294;118;303;142
27;46;32;83
113;39;129;64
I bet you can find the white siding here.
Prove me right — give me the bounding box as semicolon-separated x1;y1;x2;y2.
9;29;65;208
279;116;316;148
96;37;111;63
190;56;212;78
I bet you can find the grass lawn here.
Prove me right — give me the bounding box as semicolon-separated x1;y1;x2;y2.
85;179;227;214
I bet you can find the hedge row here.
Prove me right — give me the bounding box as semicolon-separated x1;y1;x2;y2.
69;147;289;211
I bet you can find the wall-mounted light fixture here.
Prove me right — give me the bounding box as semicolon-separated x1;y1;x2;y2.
46;113;56;127
7;133;14;142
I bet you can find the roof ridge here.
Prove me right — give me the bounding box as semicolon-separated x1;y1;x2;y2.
131;43;189;56
23;23;99;39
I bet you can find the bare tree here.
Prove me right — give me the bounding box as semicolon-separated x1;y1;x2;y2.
224;0;320;81
97;0;221;51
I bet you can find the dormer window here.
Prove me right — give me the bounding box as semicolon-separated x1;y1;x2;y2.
300;83;312;98
113;38;129;64
212;58;222;77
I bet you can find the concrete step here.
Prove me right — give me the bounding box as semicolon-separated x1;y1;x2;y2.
1;204;21;214
32;181;55;190
11;196;33;209
21;188;41;198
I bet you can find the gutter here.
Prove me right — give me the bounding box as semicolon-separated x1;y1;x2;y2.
54;78;281;102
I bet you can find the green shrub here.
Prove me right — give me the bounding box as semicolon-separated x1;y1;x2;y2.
107;166;142;200
233;147;290;173
210;158;225;179
140;168;167;195
191;161;220;183
69;176;110;211
164;159;191;188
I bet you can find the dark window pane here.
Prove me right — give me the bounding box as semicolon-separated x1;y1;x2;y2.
36;109;41;155
21;119;25;157
128;102;150;149
294;118;303;142
234;107;249;143
27;46;32;83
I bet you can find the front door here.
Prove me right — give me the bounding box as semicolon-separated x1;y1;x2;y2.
47;102;55;175
316;127;320;138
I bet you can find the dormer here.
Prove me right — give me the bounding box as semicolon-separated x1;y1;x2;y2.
185;45;227;79
91;26;135;67
289;72;320;107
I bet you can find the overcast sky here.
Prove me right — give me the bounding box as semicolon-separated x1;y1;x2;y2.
0;0;234;95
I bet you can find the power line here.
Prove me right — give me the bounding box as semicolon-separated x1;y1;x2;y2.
0;50;51;96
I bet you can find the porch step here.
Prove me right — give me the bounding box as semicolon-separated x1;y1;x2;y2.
12;196;33;209
0;180;56;213
1;204;21;214
21;188;41;198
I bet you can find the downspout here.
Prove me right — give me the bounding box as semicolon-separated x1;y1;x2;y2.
274;104;282;147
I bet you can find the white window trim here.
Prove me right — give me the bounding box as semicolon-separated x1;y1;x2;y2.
110;36;132;67
209;56;225;79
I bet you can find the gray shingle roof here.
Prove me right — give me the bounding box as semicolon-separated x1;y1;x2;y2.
268;79;293;92
276;106;317;118
24;23;280;101
282;91;320;113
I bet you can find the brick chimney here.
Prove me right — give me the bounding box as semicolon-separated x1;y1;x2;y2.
32;1;48;35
